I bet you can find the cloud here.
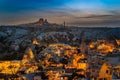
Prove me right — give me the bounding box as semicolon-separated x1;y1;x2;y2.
0;8;120;27
68;13;120;27
0;0;120;26
0;0;69;13
0;8;74;25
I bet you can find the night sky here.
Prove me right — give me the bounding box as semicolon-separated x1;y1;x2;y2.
0;0;120;26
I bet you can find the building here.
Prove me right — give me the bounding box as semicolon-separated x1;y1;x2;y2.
34;18;49;26
21;47;35;65
88;63;113;80
114;65;120;78
32;37;39;45
77;58;88;70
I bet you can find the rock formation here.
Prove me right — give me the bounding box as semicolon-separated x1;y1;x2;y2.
34;18;49;26
21;47;35;64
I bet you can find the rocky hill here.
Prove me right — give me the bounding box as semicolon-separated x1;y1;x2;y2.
0;19;120;60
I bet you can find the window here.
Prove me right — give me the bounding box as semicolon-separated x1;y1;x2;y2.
104;78;107;80
99;78;103;80
99;78;107;80
106;70;109;74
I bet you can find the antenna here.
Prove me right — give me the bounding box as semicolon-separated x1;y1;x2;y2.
63;21;65;27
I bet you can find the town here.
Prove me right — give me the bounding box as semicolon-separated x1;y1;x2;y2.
0;36;120;80
0;18;120;80
0;0;120;79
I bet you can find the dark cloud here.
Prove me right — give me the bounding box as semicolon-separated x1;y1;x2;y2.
78;15;114;18
69;14;120;27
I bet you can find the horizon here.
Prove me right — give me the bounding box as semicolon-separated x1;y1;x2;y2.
0;0;120;26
